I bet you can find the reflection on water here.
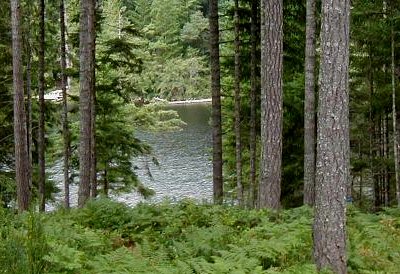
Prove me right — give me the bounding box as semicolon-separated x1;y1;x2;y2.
49;103;212;208
118;103;213;205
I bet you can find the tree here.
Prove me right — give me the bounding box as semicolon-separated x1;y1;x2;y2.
249;0;258;208
313;0;350;272
60;0;71;208
259;0;283;209
234;0;242;206
392;26;400;207
11;0;30;211
303;0;317;206
38;0;46;212
78;0;96;207
209;0;223;204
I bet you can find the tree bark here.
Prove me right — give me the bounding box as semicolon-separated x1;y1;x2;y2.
313;0;350;273
392;27;400;207
25;11;33;195
90;2;97;199
60;0;71;209
78;0;96;207
38;0;46;212
234;0;243;206
11;0;30;212
249;0;258;208
259;0;283;210
303;0;316;206
209;0;223;204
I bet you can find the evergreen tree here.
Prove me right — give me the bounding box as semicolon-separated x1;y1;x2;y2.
259;0;283;209
303;0;316;206
78;0;96;207
313;0;350;272
11;0;30;211
38;0;46;212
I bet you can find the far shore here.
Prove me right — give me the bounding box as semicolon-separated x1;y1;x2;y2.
153;97;212;105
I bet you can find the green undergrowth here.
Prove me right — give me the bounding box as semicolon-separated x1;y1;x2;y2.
0;199;399;273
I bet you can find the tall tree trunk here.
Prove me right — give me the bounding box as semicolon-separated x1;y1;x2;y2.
259;0;283;209
38;0;46;212
25;13;33;195
384;115;389;206
392;27;400;207
249;0;258;208
209;0;223;204
90;2;97;199
368;50;376;210
313;0;350;273
60;0;70;209
78;0;96;207
234;0;243;206
11;0;30;212
303;0;316;206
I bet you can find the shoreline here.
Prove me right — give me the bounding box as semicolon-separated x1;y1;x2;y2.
153;97;212;105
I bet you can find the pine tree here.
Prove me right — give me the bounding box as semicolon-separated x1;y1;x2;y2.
259;0;283;209
78;0;96;207
38;0;46;212
313;0;350;272
303;0;316;206
234;0;242;206
209;0;223;204
11;0;30;211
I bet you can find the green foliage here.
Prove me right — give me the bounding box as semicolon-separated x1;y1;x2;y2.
2;201;400;273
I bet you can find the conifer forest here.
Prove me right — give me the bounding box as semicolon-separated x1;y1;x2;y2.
1;0;400;273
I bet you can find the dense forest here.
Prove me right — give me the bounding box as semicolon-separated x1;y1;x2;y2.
1;0;400;273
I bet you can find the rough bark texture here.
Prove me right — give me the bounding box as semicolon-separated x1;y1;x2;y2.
392;28;400;207
249;0;258;208
303;0;316;206
259;0;283;210
90;3;97;199
78;0;96;207
90;76;97;198
209;0;223;204
11;0;30;212
38;0;46;212
60;0;70;209
26;25;33;195
313;0;350;273
234;0;243;206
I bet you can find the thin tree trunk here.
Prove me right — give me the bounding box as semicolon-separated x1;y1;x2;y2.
392;27;400;207
368;50;376;210
60;0;70;209
104;164;108;197
384;115;389;206
38;0;46;212
209;0;223;204
90;2;97;199
234;0;243;206
259;0;283;209
78;0;96;207
313;0;350;273
303;0;317;206
11;0;30;212
25;16;33;194
249;0;258;208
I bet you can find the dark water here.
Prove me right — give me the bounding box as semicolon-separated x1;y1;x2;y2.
49;103;213;208
118;103;213;205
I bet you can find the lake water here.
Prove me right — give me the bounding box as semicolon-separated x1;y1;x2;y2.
118;103;213;205
49;103;213;208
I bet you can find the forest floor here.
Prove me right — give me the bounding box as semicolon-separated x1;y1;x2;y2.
1;199;399;273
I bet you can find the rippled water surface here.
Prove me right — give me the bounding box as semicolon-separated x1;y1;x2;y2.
49;103;212;208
